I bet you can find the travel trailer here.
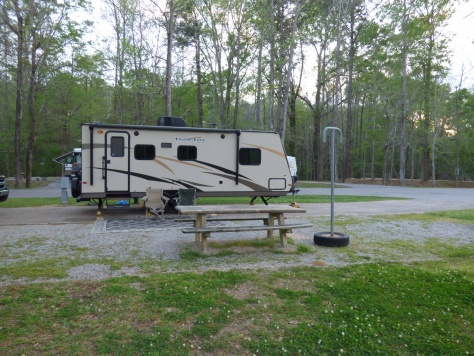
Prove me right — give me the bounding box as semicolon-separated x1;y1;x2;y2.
71;118;295;207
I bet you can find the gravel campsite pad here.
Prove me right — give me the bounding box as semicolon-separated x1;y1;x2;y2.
0;199;473;286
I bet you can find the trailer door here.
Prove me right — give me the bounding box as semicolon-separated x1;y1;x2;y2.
105;131;130;193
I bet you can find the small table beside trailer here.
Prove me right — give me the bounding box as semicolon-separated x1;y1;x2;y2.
175;204;312;251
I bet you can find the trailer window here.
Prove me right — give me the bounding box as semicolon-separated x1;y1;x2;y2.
239;148;261;165
111;136;125;157
177;145;197;160
134;144;155;160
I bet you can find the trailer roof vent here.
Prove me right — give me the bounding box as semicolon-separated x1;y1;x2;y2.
157;116;186;127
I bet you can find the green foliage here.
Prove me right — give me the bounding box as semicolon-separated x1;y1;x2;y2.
0;0;471;183
0;197;78;208
423;209;474;222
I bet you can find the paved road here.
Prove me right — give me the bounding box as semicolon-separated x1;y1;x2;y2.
7;178;474;206
8;178;66;198
300;183;474;206
3;178;472;225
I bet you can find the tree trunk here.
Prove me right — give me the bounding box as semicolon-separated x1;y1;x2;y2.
26;29;39;188
2;29;11;177
165;0;174;117
196;35;203;128
108;0;125;124
431;120;437;187
421;10;436;182
268;0;275;131
288;83;296;155
332;0;343;182
280;0;300;143
255;36;263;129
399;0;409;186
344;3;356;181
382;143;389;185
232;36;242;129
119;4;126;123
14;4;24;189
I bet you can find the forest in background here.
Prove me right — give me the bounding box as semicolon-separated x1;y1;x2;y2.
0;0;473;189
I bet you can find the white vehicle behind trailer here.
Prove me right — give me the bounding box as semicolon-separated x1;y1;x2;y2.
72;119;295;209
53;148;82;176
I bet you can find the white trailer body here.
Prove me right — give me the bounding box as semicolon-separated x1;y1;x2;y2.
78;122;293;201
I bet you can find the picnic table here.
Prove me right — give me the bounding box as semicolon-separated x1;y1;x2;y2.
175;204;312;251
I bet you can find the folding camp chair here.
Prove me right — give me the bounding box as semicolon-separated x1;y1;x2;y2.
143;188;169;220
176;188;197;206
174;188;197;215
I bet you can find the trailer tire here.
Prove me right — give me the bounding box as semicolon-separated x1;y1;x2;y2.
71;177;81;198
314;232;349;247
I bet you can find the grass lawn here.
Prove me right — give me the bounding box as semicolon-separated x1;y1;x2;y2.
1;195;407;208
0;209;473;354
0;261;472;354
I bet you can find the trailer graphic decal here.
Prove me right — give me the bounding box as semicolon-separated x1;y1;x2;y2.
154;158;175;175
204;172;269;191
98;167;259;191
195;160;250;180
156;156;212;172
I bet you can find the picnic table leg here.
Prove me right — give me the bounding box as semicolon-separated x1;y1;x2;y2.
279;229;289;247
267;213;276;239
275;213;288;247
195;214;206;243
201;232;210;251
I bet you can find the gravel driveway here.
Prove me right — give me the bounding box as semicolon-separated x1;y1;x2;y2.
1;180;473;286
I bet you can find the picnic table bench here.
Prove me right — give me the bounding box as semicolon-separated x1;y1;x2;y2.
174;204;312;251
174;216;278;225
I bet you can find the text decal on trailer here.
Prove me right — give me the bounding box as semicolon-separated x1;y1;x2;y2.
175;137;206;143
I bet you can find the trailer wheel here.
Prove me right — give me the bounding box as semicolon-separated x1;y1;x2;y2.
314;232;349;247
71;177;81;198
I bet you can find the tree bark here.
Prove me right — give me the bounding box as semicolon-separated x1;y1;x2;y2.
26;26;39;188
344;2;356;181
196;34;203;128
10;2;24;189
268;0;275;131
280;0;301;143
399;0;408;186
165;0;174;117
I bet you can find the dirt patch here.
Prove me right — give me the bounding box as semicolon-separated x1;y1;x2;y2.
224;281;264;300
194;240;299;256
0;204;144;226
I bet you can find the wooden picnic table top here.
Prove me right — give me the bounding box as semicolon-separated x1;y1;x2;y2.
174;204;306;215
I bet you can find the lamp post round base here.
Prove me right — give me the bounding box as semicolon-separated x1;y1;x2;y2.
314;232;350;247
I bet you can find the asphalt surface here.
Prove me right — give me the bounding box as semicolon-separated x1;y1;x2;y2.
2;178;473;226
302;183;474;206
8;177;474;203
7;178;66;199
